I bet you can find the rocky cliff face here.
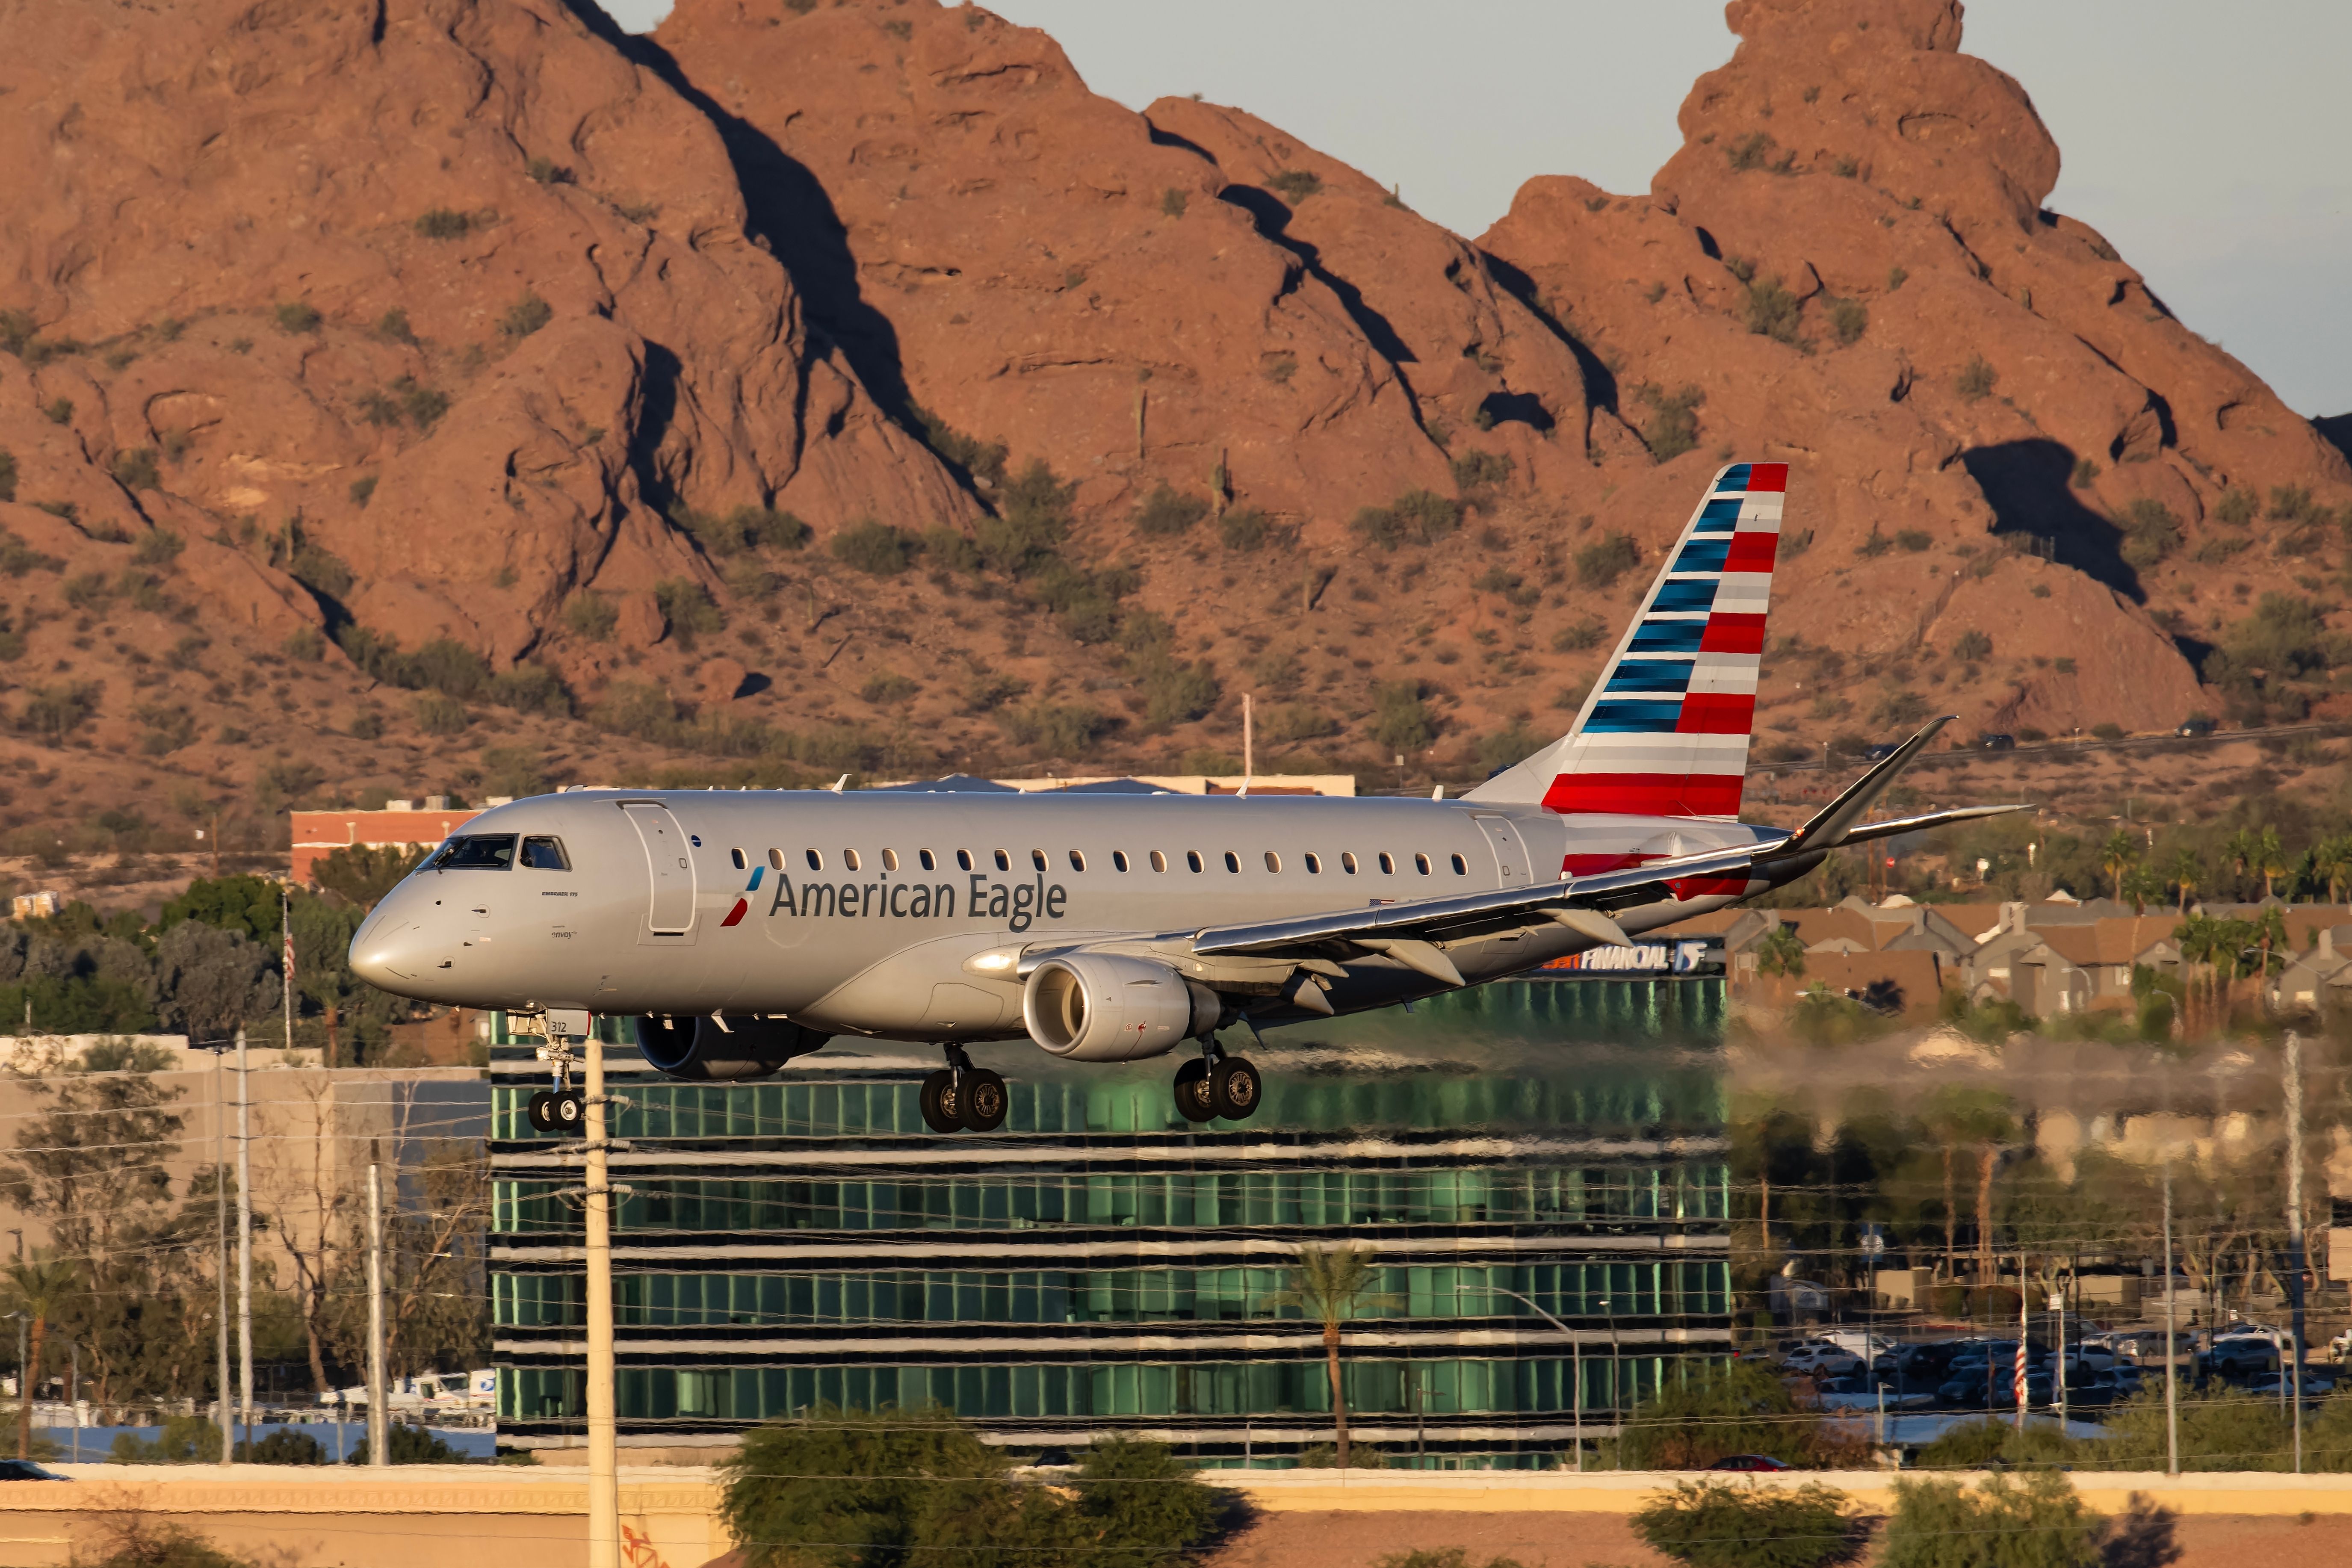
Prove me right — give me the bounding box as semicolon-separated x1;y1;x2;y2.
0;0;2344;846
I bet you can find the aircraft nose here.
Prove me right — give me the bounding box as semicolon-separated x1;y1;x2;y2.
349;895;433;994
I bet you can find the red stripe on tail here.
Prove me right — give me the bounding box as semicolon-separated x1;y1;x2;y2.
1542;772;1745;817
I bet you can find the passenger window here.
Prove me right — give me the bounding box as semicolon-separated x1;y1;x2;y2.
1341;853;1358;875
428;835;517;871
1068;850;1086;872
1031;849;1048;872
1223;851;1241;873
521;836;571;871
1264;851;1281;872
1451;853;1468;875
1113;851;1131;872
993;850;1011;871
729;847;745;871
919;849;937;871
882;848;901;871
1304;853;1322;874
806;849;824;871
957;850;974;871
1150;851;1167;873
767;848;784;871
844;849;863;872
1185;851;1204;873
1414;853;1431;875
1378;853;1396;874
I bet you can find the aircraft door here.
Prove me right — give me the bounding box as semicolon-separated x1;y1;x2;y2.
1472;815;1529;885
621;802;697;935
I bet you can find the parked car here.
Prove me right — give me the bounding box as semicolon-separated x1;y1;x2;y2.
1863;743;1901;761
2176;716;2216;738
0;1459;68;1481
1782;1343;1864;1376
1979;733;2017;751
1814;1329;1897;1362
1709;1454;1793;1472
2246;1372;2334;1400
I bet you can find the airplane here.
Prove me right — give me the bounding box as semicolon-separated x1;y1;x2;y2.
350;461;2023;1134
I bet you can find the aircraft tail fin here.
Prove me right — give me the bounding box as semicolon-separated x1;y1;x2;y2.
1466;461;1787;819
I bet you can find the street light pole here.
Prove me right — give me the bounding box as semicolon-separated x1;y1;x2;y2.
2286;1029;2307;1474
199;1039;232;1467
2163;1162;2179;1476
582;1018;620;1568
1496;1286;1582;1473
235;1026;253;1454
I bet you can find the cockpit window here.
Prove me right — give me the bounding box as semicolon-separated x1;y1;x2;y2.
521;836;571;871
431;834;517;871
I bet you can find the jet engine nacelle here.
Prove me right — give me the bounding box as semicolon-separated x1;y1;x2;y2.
635;1016;830;1081
1021;954;1219;1062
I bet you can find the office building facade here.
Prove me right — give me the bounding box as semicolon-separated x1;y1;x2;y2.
488;977;1731;1465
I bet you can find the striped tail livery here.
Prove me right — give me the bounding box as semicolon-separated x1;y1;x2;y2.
1470;461;1785;819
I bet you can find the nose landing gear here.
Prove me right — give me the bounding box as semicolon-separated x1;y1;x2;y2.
1173;1039;1260;1124
526;1048;584;1134
921;1045;1008;1134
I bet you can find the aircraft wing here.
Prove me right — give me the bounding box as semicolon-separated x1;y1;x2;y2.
1191;718;2027;980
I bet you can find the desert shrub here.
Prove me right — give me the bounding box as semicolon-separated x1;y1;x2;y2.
1262;352;1298;383
1955;356;1998;401
0;449;14;504
114;447;162;491
1726;131;1777;171
40;396;74;425
1133;484;1209;537
414;208;471;239
861;672;919;705
2119;497;2180;570
1265;168;1322;202
921;527;982;573
1473;721;1542;776
524;154;572;185
63;573;114;610
1552;616;1606;652
998;701;1109;755
1879;1471;2101;1568
1825;296;1867;345
977;460;1075;576
377;307;416;343
488;663;573;716
1140;660;1220;726
19;681;101;744
2269;483;2318;522
499;292;553;338
1450;450;1514;491
1874;688;1930;727
344;1422;467;1465
564;591;618;641
1218;508;1274;550
350;475;378;505
236;1426;327;1465
653;579;726;648
2070;457;2101;488
414;693;469;735
1742;276;1802;344
1894;528;1932;552
1371;681;1436;752
1632;1479;1854;1568
1635;382;1704;461
1351;489;1461;550
832;519;920;576
2091;721;2124;741
1576;532;1640;587
284;627;325;662
913;406;1009;485
2213;484;2257;525
1262;703;1338;744
1952;628;1992;661
1856;526;1891;558
673;502;810;556
275;301;321;334
1160;187;1188;218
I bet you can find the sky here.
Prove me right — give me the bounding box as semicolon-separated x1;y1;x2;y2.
603;0;2352;417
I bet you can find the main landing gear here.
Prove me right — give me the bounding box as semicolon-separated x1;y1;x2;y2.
921;1045;1009;1134
1173;1040;1260;1124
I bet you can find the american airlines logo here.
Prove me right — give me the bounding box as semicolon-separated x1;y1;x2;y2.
762;872;1070;934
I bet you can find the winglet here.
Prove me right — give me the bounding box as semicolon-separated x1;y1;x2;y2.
1768;716;1951;859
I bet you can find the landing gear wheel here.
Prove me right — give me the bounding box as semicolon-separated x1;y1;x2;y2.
526;1091;555;1133
961;1068;1009;1131
1209;1057;1261;1121
1172;1059;1216;1122
551;1090;584;1131
919;1069;961;1134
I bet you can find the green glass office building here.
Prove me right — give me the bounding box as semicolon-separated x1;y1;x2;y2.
489;977;1731;1465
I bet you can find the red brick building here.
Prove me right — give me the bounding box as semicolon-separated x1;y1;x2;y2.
290;801;480;884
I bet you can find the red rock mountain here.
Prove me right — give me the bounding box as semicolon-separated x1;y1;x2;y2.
0;0;2343;849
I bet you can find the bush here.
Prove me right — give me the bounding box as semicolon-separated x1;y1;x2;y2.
1450;450;1513;491
114;447;162;491
344;1422;468;1465
861;672;919;706
413;637;492;698
1133;484;1209;537
1160;187;1188;218
2070;457;2101;488
377;307;416;343
1955;356;1998;401
564;592;618;641
1140;660;1220;726
1265;168;1322;202
1218;508;1274;550
524;154;572;185
1636;383;1704;461
1575;532;1640;588
499;292;553;338
275;301;321;334
108;1412;226;1465
414;208;471;239
1551;616;1606;652
18;681;100;744
284;627;325;662
40;396;74;425
0;449;15;504
831;520;920;576
998;702;1109;755
654;578;726;648
236;1426;326;1465
1726;131;1777;171
2214;485;2257;525
1351;489;1461;550
1632;1479;1854;1568
2119;497;2180;570
1742;276;1802;344
1952;629;1991;661
673;502;810;557
912;406;1009;485
414;693;469;735
1879;1471;2102;1568
349;475;378;505
1894;529;1932;552
1371;681;1436;752
1825;296;1867;346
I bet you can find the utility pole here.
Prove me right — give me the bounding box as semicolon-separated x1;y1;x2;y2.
366;1150;387;1468
281;885;295;1053
1240;695;1253;798
2163;1163;2179;1476
210;1040;232;1467
2286;1030;2307;1472
236;1025;253;1454
584;1019;620;1568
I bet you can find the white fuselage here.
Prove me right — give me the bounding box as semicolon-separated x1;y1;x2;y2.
349;789;1777;1042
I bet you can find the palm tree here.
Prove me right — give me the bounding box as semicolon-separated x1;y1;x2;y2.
1755;923;1807;980
1918;1086;2014;1285
2169;848;2202;915
2174;913;2225;1036
2317;834;2352;907
1283;1243;1383;1468
2100;830;2138;903
2120;863;2163;915
5;1260;74;1461
2256;827;2287;901
2224;827;2261;898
